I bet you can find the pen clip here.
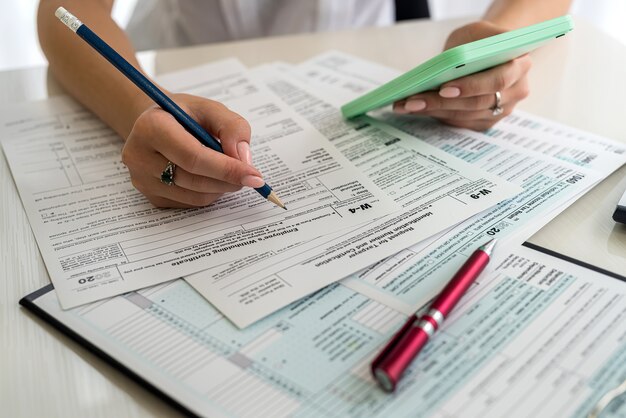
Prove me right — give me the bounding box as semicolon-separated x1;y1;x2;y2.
371;314;418;373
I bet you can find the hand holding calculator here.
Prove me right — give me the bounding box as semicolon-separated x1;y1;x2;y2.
341;16;574;121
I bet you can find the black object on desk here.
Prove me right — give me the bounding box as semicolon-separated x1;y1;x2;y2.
613;188;626;224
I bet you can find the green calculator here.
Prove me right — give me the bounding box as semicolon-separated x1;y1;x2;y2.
341;15;574;119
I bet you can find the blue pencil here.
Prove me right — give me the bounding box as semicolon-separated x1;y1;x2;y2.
55;7;285;209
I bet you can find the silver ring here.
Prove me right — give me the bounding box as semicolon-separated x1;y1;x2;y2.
491;91;503;116
160;161;176;186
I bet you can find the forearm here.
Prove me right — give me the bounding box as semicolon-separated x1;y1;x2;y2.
38;0;153;139
483;0;572;29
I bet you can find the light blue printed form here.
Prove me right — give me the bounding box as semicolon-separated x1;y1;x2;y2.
31;245;626;417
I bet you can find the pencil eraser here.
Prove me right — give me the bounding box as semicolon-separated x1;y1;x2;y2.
55;7;82;32
54;6;67;19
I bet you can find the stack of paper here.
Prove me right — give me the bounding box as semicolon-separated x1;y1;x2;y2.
3;52;625;331
258;51;625;315
1;58;520;325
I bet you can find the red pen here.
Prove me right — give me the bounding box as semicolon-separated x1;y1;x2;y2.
371;239;497;392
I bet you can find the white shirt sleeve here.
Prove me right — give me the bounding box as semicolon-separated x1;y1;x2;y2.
127;0;394;50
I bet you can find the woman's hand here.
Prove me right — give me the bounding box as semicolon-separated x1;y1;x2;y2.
122;93;264;208
393;20;532;131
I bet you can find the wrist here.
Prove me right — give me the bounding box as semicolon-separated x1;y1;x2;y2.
124;91;157;140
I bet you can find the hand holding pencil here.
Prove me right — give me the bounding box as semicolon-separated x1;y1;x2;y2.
123;92;273;208
54;7;284;209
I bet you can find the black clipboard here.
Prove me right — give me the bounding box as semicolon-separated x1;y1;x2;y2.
19;285;198;418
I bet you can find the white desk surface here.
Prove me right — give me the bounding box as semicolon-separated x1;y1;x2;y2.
2;16;626;418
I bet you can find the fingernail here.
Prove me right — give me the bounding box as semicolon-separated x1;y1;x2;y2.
237;141;252;165
405;99;426;112
440;86;461;98
241;175;265;188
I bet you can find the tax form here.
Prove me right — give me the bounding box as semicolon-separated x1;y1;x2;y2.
0;59;400;309
182;68;521;328
270;51;626;314
24;244;626;418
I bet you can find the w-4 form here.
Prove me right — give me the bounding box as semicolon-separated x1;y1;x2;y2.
0;59;400;309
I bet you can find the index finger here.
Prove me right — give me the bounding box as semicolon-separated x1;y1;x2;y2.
152;110;263;186
439;55;532;98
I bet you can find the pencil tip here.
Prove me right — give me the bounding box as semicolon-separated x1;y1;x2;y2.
267;191;286;209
